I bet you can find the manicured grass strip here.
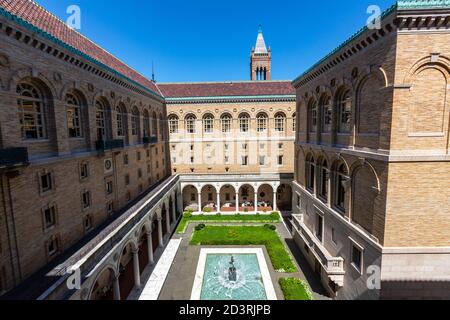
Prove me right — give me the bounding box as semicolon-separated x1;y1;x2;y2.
190;225;297;273
279;278;314;300
176;212;280;234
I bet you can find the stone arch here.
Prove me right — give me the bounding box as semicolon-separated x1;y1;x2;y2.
59;80;85;100
200;184;218;212
219;184;237;212
334;85;353;134
238;183;256;211
88;265;118;300
8;68;58;98
137;224;150;275
351;161;381;237
276;183;292;211
403;55;450;84
16;75;57;143
64;87;90;141
117;240;138;300
182;184;199;211
355;69;387;135
256;183;275;211
408;65;448;134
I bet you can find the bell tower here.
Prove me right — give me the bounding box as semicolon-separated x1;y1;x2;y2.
250;26;271;81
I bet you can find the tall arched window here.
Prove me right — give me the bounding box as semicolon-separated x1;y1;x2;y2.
308;100;318;133
292;113;296;132
320;95;332;133
131;107;140;136
257;112;268;132
239;113;250;132
66;93;82;138
143;109;150;137
116;105;126;137
151;111;157;136
159;114;164;139
185;114;196;134
17;82;47;139
221;113;232;133
318;158;328;201
168;115;179;134
306;154;315;192
203;114;214;133
334;162;348;213
96;100;106;140
274;112;286;132
338;89;352;133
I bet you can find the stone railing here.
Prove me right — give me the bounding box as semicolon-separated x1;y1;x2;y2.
291;214;345;283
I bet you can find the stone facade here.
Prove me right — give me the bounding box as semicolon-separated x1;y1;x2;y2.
0;4;170;295
292;2;450;299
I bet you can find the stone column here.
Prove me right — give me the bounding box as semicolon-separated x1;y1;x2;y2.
157;217;163;247
254;191;258;213
132;249;141;288
146;231;154;265
198;192;202;213
113;274;121;300
326;170;332;206
171;198;176;222
165;208;171;232
235;192;239;213
216;192;220;213
273;187;277;212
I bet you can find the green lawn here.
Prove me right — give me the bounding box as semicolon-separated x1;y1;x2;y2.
279;278;314;300
176;212;280;234
190;225;297;273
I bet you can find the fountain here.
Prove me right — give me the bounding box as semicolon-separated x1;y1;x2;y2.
199;253;267;300
228;255;237;282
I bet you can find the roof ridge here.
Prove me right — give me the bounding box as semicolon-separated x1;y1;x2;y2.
157;80;292;85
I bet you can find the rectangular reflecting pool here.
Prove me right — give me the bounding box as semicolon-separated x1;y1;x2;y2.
191;248;277;300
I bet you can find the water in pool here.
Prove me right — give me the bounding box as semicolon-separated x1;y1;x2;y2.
200;254;267;300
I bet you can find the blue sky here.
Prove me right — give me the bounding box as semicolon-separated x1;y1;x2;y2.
34;0;395;83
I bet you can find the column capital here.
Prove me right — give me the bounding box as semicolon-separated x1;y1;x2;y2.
131;248;139;255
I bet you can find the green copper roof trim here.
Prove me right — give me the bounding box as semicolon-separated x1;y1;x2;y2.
292;0;450;86
0;7;164;100
397;0;450;9
165;94;296;102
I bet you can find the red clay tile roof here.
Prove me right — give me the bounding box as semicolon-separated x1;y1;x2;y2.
158;81;295;98
0;0;161;96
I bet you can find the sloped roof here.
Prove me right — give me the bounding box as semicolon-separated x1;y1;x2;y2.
158;81;295;98
0;0;161;96
254;29;268;54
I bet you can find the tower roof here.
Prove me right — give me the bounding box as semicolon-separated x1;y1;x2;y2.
254;27;268;54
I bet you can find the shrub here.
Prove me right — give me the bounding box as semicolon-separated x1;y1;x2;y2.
203;207;212;213
195;223;206;231
184;211;192;219
243;208;249;213
279;278;314;300
264;224;276;231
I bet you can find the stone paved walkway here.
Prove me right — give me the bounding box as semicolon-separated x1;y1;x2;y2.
158;220;330;300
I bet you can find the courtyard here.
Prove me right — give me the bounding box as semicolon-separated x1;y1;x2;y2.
129;212;329;300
